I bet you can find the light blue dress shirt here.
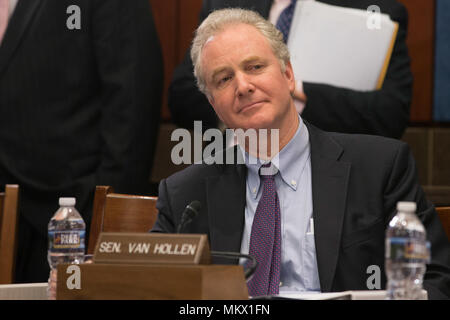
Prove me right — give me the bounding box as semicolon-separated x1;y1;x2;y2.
239;116;321;293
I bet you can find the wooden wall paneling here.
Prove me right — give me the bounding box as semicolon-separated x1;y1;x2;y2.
149;0;177;120
398;0;436;123
148;1;203;183
176;0;204;63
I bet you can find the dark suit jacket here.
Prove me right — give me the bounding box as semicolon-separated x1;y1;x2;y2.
0;0;163;229
168;0;413;138
0;0;163;280
153;122;450;299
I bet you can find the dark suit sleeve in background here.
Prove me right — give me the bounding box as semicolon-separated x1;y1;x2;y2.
92;0;163;194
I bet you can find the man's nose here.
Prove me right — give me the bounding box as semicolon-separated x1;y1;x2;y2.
235;72;255;97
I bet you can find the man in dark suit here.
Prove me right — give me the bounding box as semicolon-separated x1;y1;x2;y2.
153;8;450;299
0;0;163;282
169;0;413;139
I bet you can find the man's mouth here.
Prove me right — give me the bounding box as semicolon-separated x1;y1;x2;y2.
239;100;266;113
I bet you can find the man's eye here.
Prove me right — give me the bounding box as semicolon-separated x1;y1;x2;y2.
250;64;263;71
219;76;231;84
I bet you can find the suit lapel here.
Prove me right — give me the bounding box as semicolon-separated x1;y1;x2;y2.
206;161;247;257
0;0;43;78
306;122;351;292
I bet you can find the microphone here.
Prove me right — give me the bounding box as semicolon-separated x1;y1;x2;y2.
176;200;202;233
176;200;258;280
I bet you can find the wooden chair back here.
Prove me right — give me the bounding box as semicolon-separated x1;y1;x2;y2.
88;186;158;254
436;206;450;241
0;185;20;284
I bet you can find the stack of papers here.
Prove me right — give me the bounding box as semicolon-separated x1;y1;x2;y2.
288;1;398;91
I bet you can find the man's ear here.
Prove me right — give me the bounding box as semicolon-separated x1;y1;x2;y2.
284;61;296;94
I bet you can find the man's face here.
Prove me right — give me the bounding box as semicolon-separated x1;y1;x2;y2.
201;23;296;131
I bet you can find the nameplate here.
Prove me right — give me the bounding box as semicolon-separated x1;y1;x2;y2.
93;233;211;265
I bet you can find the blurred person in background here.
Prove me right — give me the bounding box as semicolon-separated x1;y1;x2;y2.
0;0;163;282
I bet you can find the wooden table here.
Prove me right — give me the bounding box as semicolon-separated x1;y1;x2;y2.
0;283;47;300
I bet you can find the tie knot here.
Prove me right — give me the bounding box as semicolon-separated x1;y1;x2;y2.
259;163;278;179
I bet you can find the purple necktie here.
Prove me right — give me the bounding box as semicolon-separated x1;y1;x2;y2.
247;163;281;296
275;0;298;43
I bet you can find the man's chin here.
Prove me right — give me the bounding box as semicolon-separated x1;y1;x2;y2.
243;117;276;131
226;113;279;132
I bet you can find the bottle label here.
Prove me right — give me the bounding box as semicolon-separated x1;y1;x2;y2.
48;230;85;252
386;237;431;263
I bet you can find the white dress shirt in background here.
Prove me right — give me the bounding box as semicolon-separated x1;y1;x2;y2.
269;0;306;114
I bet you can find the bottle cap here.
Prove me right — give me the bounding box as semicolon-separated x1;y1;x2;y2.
59;197;76;207
397;201;416;212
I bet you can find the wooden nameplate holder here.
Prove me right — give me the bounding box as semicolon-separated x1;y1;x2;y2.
56;233;248;300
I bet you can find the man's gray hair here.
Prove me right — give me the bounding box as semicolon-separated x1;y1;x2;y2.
191;8;290;96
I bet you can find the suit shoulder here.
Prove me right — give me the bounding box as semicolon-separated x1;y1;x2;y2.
329;131;409;159
324;132;415;188
164;163;220;186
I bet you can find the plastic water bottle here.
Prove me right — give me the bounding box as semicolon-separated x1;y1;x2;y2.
47;197;86;269
385;201;430;300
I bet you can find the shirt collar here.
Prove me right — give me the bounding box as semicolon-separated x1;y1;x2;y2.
239;115;310;199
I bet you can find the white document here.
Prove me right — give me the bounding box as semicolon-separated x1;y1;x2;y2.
288;1;398;91
277;290;428;300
